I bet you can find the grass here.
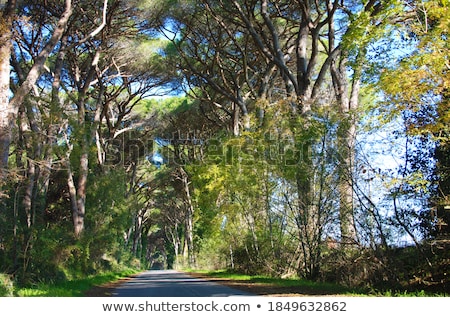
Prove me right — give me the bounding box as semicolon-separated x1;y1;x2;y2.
186;269;449;297
14;269;138;297
186;269;354;295
375;289;449;297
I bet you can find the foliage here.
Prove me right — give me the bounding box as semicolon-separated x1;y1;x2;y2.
0;274;14;297
0;0;449;296
377;0;450;238
14;269;139;297
0;0;171;288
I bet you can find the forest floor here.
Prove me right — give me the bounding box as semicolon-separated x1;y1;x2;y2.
84;271;349;297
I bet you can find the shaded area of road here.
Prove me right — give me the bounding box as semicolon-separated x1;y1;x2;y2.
112;270;256;297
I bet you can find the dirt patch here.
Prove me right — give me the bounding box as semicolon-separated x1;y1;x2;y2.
84;276;138;297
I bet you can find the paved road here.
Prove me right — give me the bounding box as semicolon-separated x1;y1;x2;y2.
112;270;255;297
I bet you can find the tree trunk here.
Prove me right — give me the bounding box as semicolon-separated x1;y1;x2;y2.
132;210;143;256
331;53;359;245
22;97;43;227
67;160;83;237
68;47;102;239
75;150;88;237
179;167;195;266
0;1;15;175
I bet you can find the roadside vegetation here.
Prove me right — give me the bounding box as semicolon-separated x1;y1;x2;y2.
186;269;449;297
1;269;138;297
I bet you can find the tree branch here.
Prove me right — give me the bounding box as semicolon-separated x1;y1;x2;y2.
9;0;73;110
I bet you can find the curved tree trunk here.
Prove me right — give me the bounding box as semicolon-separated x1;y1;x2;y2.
0;0;73;176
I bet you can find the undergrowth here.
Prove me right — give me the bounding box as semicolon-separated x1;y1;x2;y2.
13;269;138;297
188;269;449;297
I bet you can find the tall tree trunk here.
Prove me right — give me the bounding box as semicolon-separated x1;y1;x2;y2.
0;1;16;175
67;160;83;238
75;149;88;237
68;48;102;238
23;96;43;227
132;210;143;257
331;52;359;245
179;167;195;266
65;122;89;238
36;35;68;217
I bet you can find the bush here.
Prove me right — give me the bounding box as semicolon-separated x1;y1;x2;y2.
0;274;14;296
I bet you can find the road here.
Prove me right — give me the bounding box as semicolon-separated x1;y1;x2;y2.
112;270;255;297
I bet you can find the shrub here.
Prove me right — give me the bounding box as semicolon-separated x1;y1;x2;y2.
0;273;14;296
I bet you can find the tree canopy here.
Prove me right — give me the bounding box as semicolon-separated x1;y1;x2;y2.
0;0;449;294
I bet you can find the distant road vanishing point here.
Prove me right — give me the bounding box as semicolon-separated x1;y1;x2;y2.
112;270;256;297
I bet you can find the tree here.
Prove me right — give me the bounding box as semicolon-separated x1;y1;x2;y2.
1;0;177;281
379;0;450;239
44;0;172;237
0;0;16;175
0;0;73;176
158;0;405;249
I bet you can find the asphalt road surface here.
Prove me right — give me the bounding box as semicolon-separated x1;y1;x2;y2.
112;270;255;297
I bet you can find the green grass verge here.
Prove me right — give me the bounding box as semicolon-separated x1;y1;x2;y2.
14;269;138;297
